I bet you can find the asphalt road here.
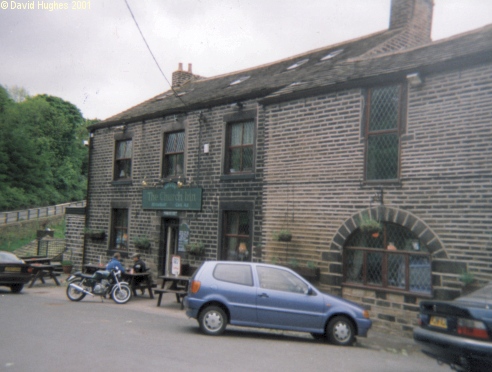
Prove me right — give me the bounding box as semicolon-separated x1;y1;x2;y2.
0;284;447;372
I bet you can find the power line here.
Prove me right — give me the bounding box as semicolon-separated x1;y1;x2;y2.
124;0;188;108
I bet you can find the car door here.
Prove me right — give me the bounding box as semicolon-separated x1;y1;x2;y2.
212;263;257;325
255;266;325;331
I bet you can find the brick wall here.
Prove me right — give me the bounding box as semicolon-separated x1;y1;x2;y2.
262;61;492;333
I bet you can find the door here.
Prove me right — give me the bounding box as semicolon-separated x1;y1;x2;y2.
159;218;179;276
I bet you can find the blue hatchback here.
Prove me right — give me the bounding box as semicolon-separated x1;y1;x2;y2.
184;261;371;346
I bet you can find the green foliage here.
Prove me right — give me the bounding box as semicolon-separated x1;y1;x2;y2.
0;84;95;211
0;218;65;252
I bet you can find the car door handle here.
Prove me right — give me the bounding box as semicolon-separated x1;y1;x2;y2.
258;293;269;298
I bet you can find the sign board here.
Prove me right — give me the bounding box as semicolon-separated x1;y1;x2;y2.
171;255;181;276
178;223;189;253
142;183;202;211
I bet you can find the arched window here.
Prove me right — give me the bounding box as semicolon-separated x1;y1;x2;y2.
343;222;431;295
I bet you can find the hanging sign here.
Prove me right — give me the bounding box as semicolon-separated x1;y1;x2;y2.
142;183;202;211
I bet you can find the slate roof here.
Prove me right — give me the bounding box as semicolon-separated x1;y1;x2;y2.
92;23;492;129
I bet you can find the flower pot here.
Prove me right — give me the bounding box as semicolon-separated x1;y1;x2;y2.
62;265;73;274
278;234;292;242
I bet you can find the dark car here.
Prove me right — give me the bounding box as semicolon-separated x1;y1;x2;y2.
413;283;492;372
184;261;371;346
0;251;33;293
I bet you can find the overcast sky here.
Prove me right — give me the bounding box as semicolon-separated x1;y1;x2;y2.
1;0;492;120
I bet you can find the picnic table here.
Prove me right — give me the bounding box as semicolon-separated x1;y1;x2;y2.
155;275;190;309
84;263;106;274
28;264;61;288
123;271;155;299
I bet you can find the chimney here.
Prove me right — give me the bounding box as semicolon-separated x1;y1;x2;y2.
389;0;433;42
172;62;194;88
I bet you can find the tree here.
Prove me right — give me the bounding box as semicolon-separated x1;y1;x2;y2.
0;84;92;211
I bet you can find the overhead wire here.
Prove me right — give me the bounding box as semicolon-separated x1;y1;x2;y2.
123;0;189;109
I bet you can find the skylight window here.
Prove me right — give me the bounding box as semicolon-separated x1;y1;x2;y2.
230;76;250;86
286;58;309;70
321;49;343;61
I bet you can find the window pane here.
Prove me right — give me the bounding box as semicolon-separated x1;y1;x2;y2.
164;131;185;177
166;132;185;152
345;250;363;283
367;251;382;286
409;256;431;293
243;121;254;144
243;147;253;171
229;148;241;172
113;209;128;251
257;266;309;294
230;123;242;146
224;211;250;261
369;86;399;131
366;134;398;180
117;140;132;159
388;253;405;289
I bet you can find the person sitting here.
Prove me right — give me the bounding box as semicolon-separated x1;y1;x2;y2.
130;253;149;295
106;252;125;273
131;253;147;273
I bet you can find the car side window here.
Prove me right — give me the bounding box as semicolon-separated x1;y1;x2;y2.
213;264;254;286
257;266;309;294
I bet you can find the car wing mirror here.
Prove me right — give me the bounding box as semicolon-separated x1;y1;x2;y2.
306;287;314;295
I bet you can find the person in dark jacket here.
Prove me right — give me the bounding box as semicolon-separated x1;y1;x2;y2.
131;253;147;273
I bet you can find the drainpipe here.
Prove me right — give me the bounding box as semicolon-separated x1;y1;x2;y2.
82;131;95;267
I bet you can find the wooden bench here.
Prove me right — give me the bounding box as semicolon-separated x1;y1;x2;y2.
154;288;187;309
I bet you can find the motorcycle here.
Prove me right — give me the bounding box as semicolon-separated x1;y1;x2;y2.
66;267;132;304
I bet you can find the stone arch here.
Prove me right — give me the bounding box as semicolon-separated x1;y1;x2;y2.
331;206;448;259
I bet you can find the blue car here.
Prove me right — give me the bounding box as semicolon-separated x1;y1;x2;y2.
184;261;371;346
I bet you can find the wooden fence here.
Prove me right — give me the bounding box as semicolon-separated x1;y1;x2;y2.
0;201;86;225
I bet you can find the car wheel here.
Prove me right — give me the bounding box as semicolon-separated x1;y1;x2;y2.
199;306;227;336
327;316;355;346
10;284;23;293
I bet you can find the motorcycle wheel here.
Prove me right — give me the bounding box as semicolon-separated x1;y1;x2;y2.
111;284;131;304
66;279;87;301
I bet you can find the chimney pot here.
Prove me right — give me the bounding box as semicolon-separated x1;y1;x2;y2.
178;62;183;71
188;63;192;73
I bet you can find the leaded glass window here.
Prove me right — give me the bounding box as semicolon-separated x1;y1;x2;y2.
163;131;185;178
365;85;401;181
225;121;254;174
344;222;431;294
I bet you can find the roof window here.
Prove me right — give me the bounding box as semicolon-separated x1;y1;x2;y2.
230;76;250;86
321;49;343;61
286;58;309;70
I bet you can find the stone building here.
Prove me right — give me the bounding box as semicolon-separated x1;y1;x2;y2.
69;0;492;335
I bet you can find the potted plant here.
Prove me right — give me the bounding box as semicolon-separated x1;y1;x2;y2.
274;229;292;242
186;242;205;257
134;236;151;250
84;228;106;240
61;260;73;274
359;216;382;236
459;271;481;295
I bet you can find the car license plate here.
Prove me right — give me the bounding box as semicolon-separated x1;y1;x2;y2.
430;316;447;329
5;266;21;272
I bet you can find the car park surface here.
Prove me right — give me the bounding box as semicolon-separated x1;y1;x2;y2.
184;261;371;346
0;251;32;293
413;282;492;372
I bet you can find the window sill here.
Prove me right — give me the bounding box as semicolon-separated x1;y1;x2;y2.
220;173;256;181
106;249;129;259
342;282;432;298
361;179;402;188
111;180;133;186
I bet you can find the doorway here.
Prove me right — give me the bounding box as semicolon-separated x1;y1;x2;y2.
159;218;179;276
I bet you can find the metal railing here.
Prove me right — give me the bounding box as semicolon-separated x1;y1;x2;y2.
0;201;86;225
